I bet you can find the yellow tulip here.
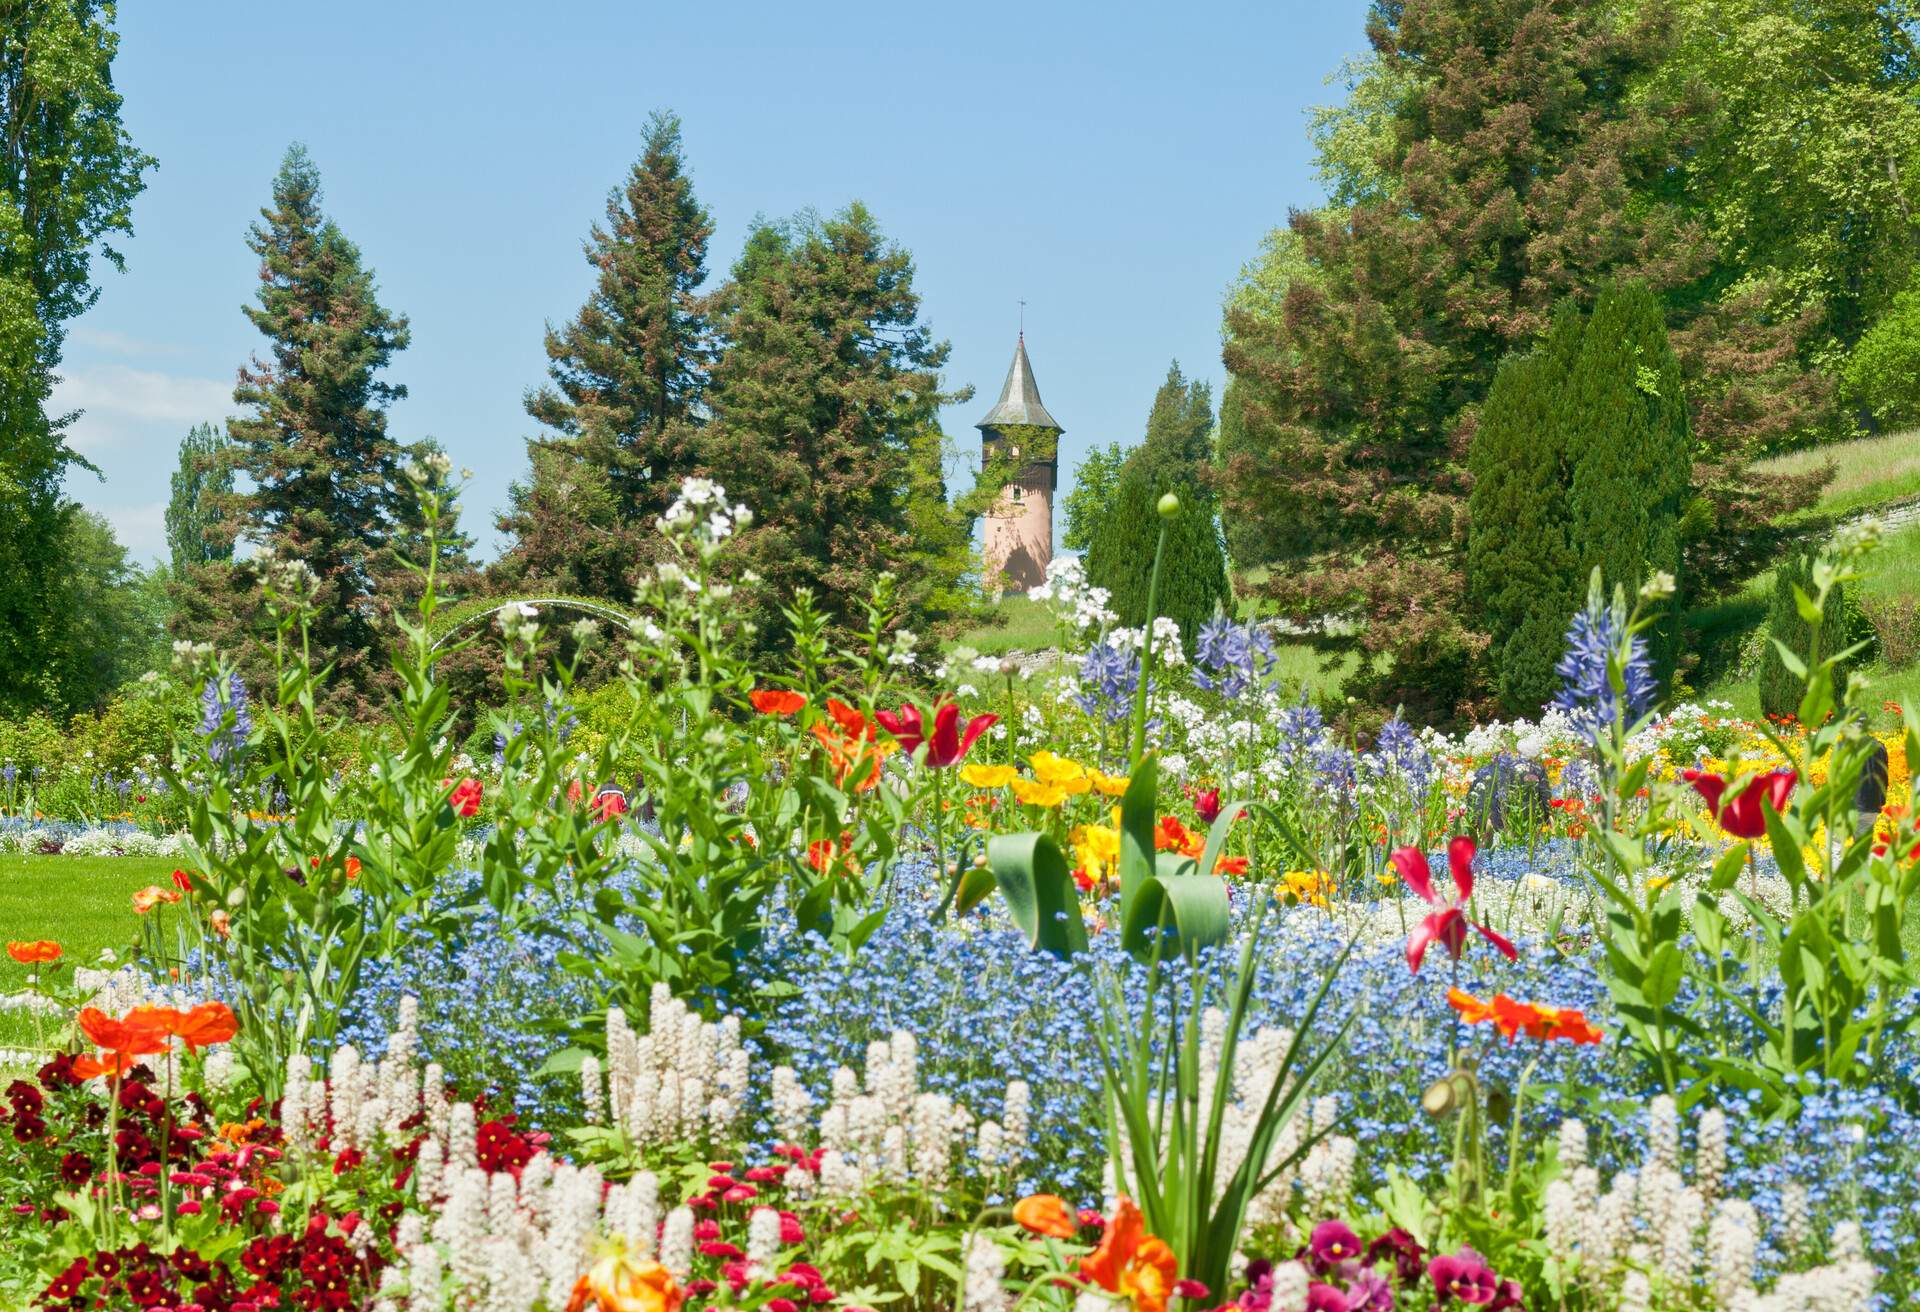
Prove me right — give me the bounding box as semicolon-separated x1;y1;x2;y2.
960;763;1017;788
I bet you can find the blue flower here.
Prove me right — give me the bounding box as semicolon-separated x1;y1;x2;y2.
1552;598;1653;738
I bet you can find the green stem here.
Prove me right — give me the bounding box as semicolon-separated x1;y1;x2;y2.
1128;521;1172;772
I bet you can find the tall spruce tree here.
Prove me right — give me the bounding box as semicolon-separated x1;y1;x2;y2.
0;0;153;715
703;205;967;635
1221;0;1825;720
519;111;711;535
165;422;234;575
209;144;414;712
1085;364;1231;644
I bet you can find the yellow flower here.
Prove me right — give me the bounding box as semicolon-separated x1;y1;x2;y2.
1071;823;1120;882
1281;869;1333;909
1646;874;1673;893
1089;768;1131;797
960;763;1017;789
1011;777;1067;808
1029;751;1086;787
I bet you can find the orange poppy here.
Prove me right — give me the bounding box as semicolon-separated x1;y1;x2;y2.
1449;989;1603;1046
1080;1197;1179;1312
73;1051;139;1081
1446;988;1498;1026
1013;1193;1078;1239
1214;856;1250;877
809;699;894;792
170;1001;240;1050
344;855;362;880
7;940;60;965
78;1007;170;1056
132;885;183;914
750;688;808;716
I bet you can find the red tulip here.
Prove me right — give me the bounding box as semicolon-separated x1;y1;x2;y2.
1192;788;1223;825
1389;836;1517;974
874;701;998;769
448;777;484;818
1682;768;1795;840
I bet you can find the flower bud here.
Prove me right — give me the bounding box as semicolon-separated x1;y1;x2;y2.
1157;492;1181;519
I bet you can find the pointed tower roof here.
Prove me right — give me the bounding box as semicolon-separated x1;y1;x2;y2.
975;334;1062;433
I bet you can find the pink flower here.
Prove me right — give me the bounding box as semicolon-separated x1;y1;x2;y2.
1389;837;1517;973
1308;1220;1363;1267
1192;788;1223;825
1428;1249;1499;1305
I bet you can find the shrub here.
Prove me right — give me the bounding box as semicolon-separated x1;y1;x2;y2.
1845;285;1920;426
1862;594;1920;668
1760;549;1871;717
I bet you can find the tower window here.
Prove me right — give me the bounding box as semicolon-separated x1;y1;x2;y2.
1010;484;1025;504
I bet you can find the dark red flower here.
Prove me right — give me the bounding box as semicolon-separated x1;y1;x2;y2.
1682;768;1795;840
1192;788;1223;825
874;701;997;768
1390;837;1517;973
1308;1219;1363;1267
1429;1250;1500;1305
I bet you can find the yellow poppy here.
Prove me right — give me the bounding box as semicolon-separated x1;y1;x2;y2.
1090;769;1131;797
1010;778;1067;808
1029;751;1086;787
1071;823;1120;882
960;763;1017;789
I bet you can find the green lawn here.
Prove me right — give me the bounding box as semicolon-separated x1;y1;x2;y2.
949;596;1060;656
0;855;172;1053
1756;427;1920;521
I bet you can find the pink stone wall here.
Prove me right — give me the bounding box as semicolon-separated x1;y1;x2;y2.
984;461;1054;593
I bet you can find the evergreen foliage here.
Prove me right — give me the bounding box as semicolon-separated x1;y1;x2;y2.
1469;286;1691;714
165;422;234;575
0;0;153;715
1061;441;1126;554
513;110;713;572
703;206;969;636
1221;0;1828;721
1085;364;1230;643
204;144;417;714
1760;548;1865;720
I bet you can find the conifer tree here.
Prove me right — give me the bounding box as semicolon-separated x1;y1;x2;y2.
165;422;234;576
524;112;712;524
491;444;641;601
207;144;415;712
703;206;966;635
1085;364;1231;644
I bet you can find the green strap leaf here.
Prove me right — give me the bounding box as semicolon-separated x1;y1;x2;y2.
986;831;1089;957
1118;756;1159;926
1123;873;1232;957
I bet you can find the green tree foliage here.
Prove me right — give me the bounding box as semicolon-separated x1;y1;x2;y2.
205;144;416;715
1085;364;1230;643
1470;287;1692;713
505;110;713;591
1062;440;1127;554
703;205;969;635
1844;279;1920;426
1760;547;1867;719
165;422;234;575
1220;0;1826;721
42;511;169;711
0;0;153;715
1466;313;1580;714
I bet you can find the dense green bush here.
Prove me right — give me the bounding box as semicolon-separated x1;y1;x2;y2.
1845;285;1920;427
1760;548;1872;718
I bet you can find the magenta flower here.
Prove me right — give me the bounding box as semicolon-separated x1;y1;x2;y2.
1305;1284;1347;1312
1366;1227;1425;1284
1428;1249;1500;1305
1389;836;1518;973
1343;1269;1394;1312
1308;1220;1364;1268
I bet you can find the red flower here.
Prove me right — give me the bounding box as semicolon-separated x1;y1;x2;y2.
1192;788;1223;825
1389;837;1517;974
170;868;194;893
750;688;808;716
1682;768;1795;839
591;789;629;822
6;940;60;964
874;701;998;768
449;777;484;818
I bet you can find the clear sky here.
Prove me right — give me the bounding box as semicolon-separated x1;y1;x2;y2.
56;0;1369;564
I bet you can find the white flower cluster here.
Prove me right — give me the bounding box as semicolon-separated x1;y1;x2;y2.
0;826;195;858
1029;556;1116;632
592;983;752;1149
796;1028;1030;1205
1541;1100;1876;1310
658;477;752;545
1108;616;1186;668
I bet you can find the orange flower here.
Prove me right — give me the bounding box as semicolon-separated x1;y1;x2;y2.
169;1001;240;1050
1450;990;1603;1046
566;1250;684;1312
344;855;362;881
1080;1197;1179;1312
809;699;895;792
1013;1193;1079;1239
1154;816;1202;857
750;688;808;716
209;910;231;938
78;1007;170;1056
170;868;194;893
1446;988;1498;1026
7;940;60;964
1214;855;1250;877
73;1051;138;1081
132;885;182;914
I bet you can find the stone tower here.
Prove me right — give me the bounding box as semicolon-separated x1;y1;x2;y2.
976;333;1062;594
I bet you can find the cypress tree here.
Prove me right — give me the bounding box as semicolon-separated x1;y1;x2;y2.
165;422;234;576
703;205;966;635
1466;306;1581;714
1562;282;1691;680
521;110;713;532
210;144;415;713
1085;363;1231;644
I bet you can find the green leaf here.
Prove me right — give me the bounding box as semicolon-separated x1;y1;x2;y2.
1643;941;1683;1009
1118;757;1159;926
1708;843;1750;892
984;832;1090;957
1122;873;1232;958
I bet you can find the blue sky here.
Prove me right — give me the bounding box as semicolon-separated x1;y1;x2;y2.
57;0;1368;564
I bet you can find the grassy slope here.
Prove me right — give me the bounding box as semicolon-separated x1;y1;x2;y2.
0;856;170;1052
1755;427;1920;521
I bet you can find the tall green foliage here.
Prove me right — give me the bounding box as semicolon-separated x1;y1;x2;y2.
210;145;416;715
1062;440;1127;554
1468;285;1691;712
1759;547;1868;720
166;422;234;575
1085;364;1230;643
505;111;713;594
703;206;968;636
0;0;153;715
